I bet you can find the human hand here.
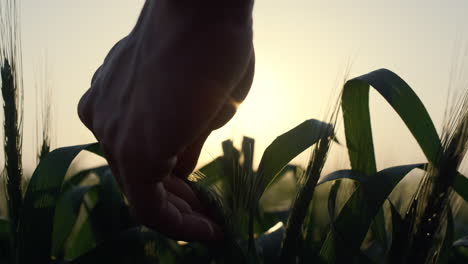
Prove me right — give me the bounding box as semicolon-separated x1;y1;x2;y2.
77;0;255;241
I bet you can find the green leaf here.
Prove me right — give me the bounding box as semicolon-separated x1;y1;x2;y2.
261;165;302;212
327;180;342;221
342;78;376;175
241;136;255;175
63;166;109;191
85;143;105;158
363;164;425;213
88;168;132;238
317;229;339;263
0;219;10;239
222;139;240;165
256;119;334;197
17;143;101;264
257;224;284;262
369;207;388;256
269;164;303;187
319;163;425;213
342;69;441;176
64;211;97;261
51;185;99;258
452;236;468;263
453;236;468;248
450;246;468;263
220;139;241;191
197;157;224;186
318;224;376;264
318;170;367;185
0;219;12;264
62;168;135;261
319;164;423;260
254;210;288;235
63;185;105;260
453;173;468;203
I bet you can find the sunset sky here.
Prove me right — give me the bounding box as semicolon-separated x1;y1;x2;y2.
18;0;468;173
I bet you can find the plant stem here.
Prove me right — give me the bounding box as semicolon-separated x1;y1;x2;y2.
280;137;330;264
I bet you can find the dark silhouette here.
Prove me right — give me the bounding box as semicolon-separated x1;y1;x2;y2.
78;0;255;241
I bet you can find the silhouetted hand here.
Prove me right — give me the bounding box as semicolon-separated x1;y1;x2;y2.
77;0;255;241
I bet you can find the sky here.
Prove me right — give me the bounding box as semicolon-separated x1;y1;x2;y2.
16;0;468;174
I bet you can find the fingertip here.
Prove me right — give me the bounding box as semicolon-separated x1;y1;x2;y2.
177;214;224;242
164;177;203;211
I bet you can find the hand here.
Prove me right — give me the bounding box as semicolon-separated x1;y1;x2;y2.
77;0;255;241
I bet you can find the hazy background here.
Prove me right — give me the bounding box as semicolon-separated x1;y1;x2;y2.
18;0;468;174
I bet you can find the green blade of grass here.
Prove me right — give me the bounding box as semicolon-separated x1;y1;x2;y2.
318;225;376;264
88;168;132;239
51;185;98;259
450;247;468;263
0;218;12;263
318;170;367;185
63;165;109;191
318;163;424;261
64;184;105;261
453;236;468;247
0;219;10;238
342;76;376;175
64;207;98;261
342;69;441;175
17;143;101;264
255;211;289;234
453;173;468;203
363;164;425;211
242;137;255;175
260;165;302;212
452;236;468;263
281;136;335;263
256;119;334;198
369;207;388;258
54;165;127;260
62;167;135;261
197;157;224;186
267;164;303;188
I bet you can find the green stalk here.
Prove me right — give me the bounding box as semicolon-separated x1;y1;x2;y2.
1;59;23;228
1;3;23;263
0;0;23;236
35;62;51;163
406;84;468;263
279;132;333;263
279;99;339;263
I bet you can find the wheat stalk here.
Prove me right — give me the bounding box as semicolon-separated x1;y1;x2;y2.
0;0;24;233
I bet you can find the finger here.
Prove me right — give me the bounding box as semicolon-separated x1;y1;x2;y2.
124;182;222;241
167;192;192;214
125;182;166;222
164;177;203;212
156;203;223;242
178;213;223;241
192;211;224;239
